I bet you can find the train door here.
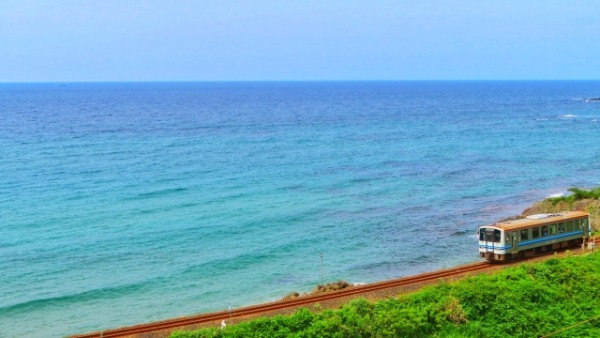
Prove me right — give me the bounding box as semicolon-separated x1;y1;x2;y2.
510;231;519;258
583;217;591;238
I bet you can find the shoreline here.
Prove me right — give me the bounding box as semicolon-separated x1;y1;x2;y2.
72;192;600;337
73;242;599;338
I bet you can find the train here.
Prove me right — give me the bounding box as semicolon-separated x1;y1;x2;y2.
478;211;591;261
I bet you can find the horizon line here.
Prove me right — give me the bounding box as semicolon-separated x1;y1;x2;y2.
2;79;600;85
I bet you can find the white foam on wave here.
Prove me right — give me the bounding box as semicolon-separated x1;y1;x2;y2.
559;114;577;119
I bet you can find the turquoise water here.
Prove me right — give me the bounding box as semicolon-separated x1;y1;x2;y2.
1;81;600;337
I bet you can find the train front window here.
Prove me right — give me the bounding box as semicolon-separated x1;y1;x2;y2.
484;229;501;243
479;229;484;241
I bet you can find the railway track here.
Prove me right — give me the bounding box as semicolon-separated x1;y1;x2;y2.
71;261;491;338
73;237;600;338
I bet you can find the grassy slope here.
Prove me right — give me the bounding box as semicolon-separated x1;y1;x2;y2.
171;252;600;338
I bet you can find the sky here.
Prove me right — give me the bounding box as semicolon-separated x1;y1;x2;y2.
1;0;599;82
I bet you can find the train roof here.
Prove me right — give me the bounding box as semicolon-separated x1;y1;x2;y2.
483;211;589;231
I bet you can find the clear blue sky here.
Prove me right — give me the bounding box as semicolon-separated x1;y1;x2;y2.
1;0;599;82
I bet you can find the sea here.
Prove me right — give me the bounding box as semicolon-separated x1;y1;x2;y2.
1;81;600;337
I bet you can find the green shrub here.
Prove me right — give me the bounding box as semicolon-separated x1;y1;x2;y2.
548;186;600;206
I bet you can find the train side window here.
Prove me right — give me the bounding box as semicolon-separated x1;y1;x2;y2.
566;221;573;232
541;226;548;237
558;223;565;233
520;229;529;240
549;224;557;235
532;227;540;238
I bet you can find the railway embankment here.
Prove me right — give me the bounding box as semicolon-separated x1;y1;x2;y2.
172;250;600;337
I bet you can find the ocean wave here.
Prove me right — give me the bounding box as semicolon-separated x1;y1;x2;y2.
408;254;435;265
0;278;160;316
450;229;470;236
129;200;200;216
181;238;318;276
125;187;188;200
558;114;577;119
352;260;398;272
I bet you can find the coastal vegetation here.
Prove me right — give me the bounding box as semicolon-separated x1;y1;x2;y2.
171;252;600;338
545;187;600;208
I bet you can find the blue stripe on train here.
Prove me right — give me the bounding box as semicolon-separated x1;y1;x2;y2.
479;245;512;250
518;230;583;247
479;230;584;251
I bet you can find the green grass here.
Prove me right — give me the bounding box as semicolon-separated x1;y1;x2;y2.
171;253;600;338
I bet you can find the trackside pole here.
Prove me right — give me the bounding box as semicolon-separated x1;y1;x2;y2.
320;253;324;284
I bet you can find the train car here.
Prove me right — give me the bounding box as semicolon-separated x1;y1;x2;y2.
479;211;591;261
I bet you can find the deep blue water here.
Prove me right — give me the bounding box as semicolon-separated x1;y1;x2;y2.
1;81;600;337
